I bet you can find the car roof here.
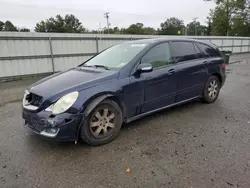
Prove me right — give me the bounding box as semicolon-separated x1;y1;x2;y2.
125;38;217;48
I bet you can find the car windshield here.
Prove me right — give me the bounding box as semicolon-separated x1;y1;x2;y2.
83;43;148;70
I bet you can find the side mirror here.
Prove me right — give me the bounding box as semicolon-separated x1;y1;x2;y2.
136;63;153;73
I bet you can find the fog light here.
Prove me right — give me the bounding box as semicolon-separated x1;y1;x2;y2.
45;128;58;134
40;128;59;138
50;128;57;133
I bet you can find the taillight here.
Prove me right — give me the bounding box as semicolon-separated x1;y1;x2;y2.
220;63;227;68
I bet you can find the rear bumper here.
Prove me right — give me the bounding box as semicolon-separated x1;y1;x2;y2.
23;109;83;142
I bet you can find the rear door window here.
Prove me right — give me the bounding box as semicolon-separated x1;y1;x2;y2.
171;41;198;63
196;43;221;57
193;43;209;58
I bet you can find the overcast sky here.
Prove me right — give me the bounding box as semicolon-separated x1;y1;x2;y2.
0;0;215;31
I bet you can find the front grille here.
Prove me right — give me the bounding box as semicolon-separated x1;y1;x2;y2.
25;93;43;107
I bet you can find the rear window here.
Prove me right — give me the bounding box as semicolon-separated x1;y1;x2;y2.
171;42;198;63
196;43;221;58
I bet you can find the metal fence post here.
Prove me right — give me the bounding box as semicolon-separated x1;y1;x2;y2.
221;38;224;51
95;37;99;53
49;37;55;73
232;38;234;53
248;40;250;52
240;39;243;53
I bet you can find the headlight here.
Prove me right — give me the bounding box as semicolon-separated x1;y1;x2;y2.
45;91;79;115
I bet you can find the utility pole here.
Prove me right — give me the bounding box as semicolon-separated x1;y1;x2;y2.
104;12;110;34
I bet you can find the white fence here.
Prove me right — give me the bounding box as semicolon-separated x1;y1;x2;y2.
1;32;250;79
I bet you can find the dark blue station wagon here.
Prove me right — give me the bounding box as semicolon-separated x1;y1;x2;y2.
22;39;227;145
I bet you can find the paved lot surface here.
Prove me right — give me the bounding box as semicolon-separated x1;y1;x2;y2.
1;60;250;188
0;76;45;105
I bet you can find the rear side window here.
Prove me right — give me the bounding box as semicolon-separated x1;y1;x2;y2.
193;43;209;58
171;42;198;63
196;43;221;57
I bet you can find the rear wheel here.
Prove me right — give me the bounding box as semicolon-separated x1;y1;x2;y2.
80;99;122;146
202;76;221;103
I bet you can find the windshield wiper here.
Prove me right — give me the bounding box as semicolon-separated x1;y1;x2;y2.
82;65;109;70
93;65;110;70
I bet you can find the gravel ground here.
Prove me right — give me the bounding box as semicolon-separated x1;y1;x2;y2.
0;60;250;188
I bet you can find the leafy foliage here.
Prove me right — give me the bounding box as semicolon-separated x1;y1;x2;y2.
19;28;30;32
205;0;250;36
2;21;18;31
126;23;145;34
94;23;156;35
0;20;30;32
186;21;207;36
158;17;185;35
35;14;86;33
0;21;4;31
125;23;156;35
210;7;228;35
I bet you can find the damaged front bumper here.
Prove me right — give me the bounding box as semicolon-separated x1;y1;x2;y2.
22;109;83;142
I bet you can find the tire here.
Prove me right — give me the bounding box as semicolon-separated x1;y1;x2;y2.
80;99;123;146
202;75;221;103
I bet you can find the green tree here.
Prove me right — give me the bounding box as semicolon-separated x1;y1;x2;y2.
103;27;120;34
118;23;156;35
231;16;250;36
3;21;18;31
205;0;246;35
120;28;127;34
90;30;98;34
210;7;228;35
0;21;4;31
230;0;250;36
159;17;185;35
113;27;120;34
19;28;30;32
64;14;85;33
143;27;156;35
186;21;206;36
126;23;145;34
35;21;47;32
35;14;86;33
245;0;250;21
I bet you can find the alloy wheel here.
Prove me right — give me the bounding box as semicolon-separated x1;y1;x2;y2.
208;80;219;99
90;108;116;138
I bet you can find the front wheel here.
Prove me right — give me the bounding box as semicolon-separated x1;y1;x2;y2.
80;99;123;146
202;76;221;103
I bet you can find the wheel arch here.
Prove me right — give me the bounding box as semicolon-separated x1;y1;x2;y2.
79;92;126;120
75;92;126;143
211;73;222;85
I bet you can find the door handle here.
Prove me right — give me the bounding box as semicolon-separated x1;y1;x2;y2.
168;69;175;75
